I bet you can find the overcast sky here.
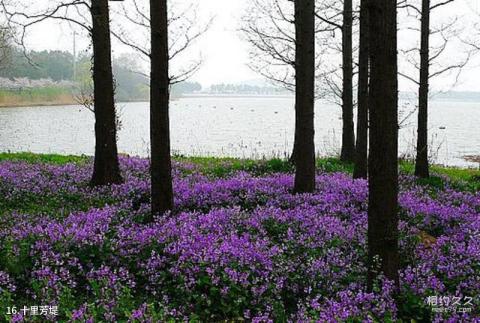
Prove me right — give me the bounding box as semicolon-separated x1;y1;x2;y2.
9;0;480;90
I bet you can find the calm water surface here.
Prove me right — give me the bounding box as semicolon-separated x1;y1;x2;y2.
0;96;479;167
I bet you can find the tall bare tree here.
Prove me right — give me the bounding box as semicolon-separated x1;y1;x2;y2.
148;0;173;218
415;0;467;178
316;0;356;163
242;0;328;165
244;0;374;170
110;0;210;218
367;0;400;289
341;0;355;162
293;0;316;193
415;0;432;178
1;0;123;186
90;0;123;186
353;0;369;179
399;0;471;178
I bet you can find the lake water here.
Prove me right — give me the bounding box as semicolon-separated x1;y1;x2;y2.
0;96;479;167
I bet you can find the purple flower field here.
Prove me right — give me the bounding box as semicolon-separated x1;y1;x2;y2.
0;156;479;322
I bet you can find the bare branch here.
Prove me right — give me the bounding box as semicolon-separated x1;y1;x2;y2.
398;0;473;91
111;0;211;84
399;71;420;85
430;0;455;11
241;0;354;101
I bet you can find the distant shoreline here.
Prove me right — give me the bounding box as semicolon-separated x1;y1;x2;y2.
0;94;294;108
181;93;293;99
0;100;79;108
2;92;480;108
0;99;149;109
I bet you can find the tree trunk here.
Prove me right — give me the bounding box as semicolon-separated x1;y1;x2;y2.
340;0;356;163
353;0;369;179
148;0;174;219
367;0;399;289
415;0;430;178
90;0;123;186
289;103;298;164
293;0;316;194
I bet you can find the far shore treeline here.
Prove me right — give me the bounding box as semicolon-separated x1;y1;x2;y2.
0;48;204;106
0;48;292;107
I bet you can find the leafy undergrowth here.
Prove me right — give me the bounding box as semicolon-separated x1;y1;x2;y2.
399;161;480;192
0;154;478;322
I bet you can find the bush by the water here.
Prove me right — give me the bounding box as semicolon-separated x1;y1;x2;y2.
0;156;479;322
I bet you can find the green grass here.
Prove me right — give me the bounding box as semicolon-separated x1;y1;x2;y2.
316;158;354;174
0;152;88;164
174;155;293;177
174;156;354;177
400;160;480;191
0;152;478;218
0;152;478;191
399;161;479;181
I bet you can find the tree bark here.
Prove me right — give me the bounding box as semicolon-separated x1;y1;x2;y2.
293;0;316;194
289;103;299;164
353;0;369;179
148;0;174;219
415;0;430;178
367;0;400;289
340;0;356;163
90;0;123;186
